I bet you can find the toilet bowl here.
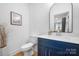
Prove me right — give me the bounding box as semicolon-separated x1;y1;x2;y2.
21;42;34;56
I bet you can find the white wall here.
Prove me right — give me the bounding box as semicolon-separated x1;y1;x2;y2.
28;3;52;35
0;3;29;55
73;3;79;36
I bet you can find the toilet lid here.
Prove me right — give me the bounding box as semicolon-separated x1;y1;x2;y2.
21;43;34;49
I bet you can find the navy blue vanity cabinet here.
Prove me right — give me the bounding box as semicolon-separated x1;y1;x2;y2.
38;38;79;56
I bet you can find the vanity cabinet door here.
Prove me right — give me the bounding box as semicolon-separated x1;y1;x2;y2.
38;38;79;56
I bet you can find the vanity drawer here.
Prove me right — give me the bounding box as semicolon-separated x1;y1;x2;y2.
38;38;79;56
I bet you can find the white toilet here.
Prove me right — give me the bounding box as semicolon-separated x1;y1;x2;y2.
21;42;34;56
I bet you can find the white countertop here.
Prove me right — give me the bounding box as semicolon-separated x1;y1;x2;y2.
32;34;79;44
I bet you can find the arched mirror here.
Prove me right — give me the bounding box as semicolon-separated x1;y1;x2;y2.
49;3;73;33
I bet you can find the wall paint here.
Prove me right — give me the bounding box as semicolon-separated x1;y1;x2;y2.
73;3;79;36
0;3;29;55
29;3;52;35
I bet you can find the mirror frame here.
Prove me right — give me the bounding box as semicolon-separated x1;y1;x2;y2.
49;3;73;33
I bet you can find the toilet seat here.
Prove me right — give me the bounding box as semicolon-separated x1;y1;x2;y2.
21;43;34;51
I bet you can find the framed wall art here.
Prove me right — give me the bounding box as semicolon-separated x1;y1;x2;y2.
10;11;22;26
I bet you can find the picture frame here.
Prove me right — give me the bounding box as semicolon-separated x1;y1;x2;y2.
10;11;22;26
